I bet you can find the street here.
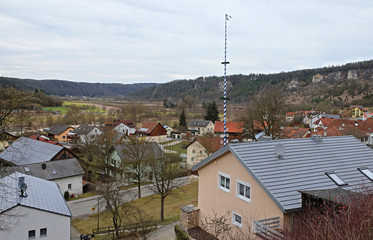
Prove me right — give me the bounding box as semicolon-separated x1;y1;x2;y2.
67;175;194;218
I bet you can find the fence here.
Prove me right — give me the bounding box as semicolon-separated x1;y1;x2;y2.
253;217;284;240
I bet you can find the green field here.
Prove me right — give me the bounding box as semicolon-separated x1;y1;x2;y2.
42;101;106;114
42;106;70;114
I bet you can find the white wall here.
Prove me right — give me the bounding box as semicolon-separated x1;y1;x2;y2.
54;175;83;196
114;124;136;136
0;206;70;240
186;141;208;166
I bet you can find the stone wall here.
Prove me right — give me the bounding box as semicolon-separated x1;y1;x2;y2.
180;204;200;230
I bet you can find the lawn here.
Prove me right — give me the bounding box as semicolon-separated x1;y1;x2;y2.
72;181;198;236
164;142;188;155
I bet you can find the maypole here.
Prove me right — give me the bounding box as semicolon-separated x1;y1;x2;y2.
221;14;231;146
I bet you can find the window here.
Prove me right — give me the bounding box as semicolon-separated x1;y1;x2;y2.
192;150;195;154
40;228;47;237
218;172;230;192
358;168;373;181
236;180;251;202
232;212;242;228
68;184;72;190
191;157;194;162
62;136;66;139
28;230;36;239
326;172;347;186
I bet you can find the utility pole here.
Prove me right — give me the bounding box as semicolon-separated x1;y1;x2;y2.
221;14;231;146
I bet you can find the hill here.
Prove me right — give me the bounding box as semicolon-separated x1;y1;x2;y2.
0;77;157;97
128;60;373;107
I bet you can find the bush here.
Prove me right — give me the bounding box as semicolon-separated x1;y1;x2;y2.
64;191;70;200
174;225;190;240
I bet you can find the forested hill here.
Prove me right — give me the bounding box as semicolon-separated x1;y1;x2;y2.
128;60;373;107
0;77;157;97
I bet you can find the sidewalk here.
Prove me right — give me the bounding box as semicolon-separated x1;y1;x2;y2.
145;221;179;240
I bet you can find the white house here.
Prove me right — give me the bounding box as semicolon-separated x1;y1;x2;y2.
0;173;72;240
9;158;85;196
114;123;136;136
187;120;214;136
69;124;103;143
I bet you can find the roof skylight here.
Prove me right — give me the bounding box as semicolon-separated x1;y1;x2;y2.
23;166;30;172
326;172;347;186
358;168;373;181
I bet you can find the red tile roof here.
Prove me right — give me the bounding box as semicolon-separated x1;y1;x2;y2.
137;121;159;134
214;121;244;133
29;134;58;145
280;127;309;139
197;136;224;153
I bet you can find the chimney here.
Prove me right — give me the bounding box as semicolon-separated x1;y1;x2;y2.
312;134;322;143
41;163;47;170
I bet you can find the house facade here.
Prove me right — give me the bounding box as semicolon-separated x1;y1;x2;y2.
47;125;74;143
186;136;223;166
69;124;103;144
192;135;373;237
136;121;168;143
187;120;214;136
113;121;136;136
0;173;71;240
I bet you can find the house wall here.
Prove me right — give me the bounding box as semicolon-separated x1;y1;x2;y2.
197;152;284;237
114;124;135;136
54;175;83;196
186;142;208;166
54;127;74;143
0;206;70;240
143;135;167;143
79;127;103;143
201;122;215;135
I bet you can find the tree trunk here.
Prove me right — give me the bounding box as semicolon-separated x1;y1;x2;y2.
160;196;165;221
138;182;141;199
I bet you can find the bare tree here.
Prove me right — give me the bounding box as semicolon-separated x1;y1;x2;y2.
119;139;164;199
147;154;184;222
243;88;286;139
96;178;135;239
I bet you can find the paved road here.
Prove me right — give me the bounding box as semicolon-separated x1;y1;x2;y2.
67;176;195;218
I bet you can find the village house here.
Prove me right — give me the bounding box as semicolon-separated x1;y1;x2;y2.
68;123;103;144
8;158;85;196
136;121;168;143
349;105;369;119
214;121;243;142
0;137;77;166
279;126;310;139
191;135;373;238
186;136;223;167
0;173;72;240
108;142;164;183
187;120;214;137
47;125;74;143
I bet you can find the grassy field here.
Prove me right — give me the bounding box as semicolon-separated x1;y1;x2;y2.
72;181;198;236
164;142;188;155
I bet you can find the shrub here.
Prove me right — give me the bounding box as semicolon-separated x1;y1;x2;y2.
174;225;190;240
64;191;70;200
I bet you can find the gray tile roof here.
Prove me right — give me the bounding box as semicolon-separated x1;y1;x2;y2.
0;172;72;217
0;137;63;165
72;124;98;135
7;158;84;180
48;125;71;135
192;135;373;212
188;120;211;128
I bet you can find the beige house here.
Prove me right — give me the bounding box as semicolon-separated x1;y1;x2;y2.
187;120;214;137
191;135;373;238
186;136;223;166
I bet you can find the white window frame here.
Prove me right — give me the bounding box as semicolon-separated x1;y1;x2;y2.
236;179;251;203
232;212;242;228
218;171;231;193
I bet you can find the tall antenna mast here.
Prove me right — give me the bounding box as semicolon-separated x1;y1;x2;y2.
221;14;231;146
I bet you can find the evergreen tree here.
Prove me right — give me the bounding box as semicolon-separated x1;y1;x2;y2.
179;108;187;129
204;101;219;123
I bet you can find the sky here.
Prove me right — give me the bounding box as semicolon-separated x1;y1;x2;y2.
1;0;373;84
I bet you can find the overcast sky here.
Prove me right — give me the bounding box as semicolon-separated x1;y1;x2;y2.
1;0;373;84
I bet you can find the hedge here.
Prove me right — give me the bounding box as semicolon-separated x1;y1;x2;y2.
174;225;190;240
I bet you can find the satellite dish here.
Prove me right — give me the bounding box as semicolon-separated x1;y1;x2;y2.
274;143;285;157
